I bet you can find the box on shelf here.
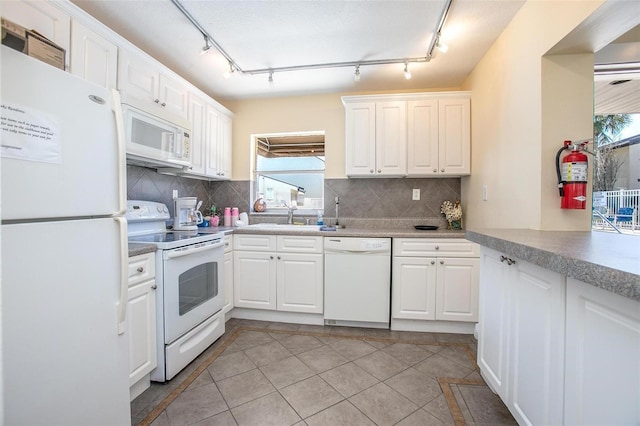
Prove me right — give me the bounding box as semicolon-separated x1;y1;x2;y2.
1;18;65;70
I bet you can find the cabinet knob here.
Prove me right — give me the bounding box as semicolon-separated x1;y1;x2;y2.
137;267;144;273
277;256;281;260
507;258;516;266
270;255;274;260
441;168;445;172
161;102;166;107
377;169;381;173
435;246;440;250
440;260;444;265
430;260;435;265
154;99;160;103
150;284;157;290
433;168;437;173
500;255;507;263
370;169;374;173
221;172;225;176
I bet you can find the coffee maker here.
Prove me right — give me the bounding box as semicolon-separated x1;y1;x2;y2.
173;197;203;231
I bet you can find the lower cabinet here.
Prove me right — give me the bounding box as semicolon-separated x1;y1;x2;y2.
478;247;565;426
564;277;640;425
392;238;479;324
127;252;157;401
233;234;323;314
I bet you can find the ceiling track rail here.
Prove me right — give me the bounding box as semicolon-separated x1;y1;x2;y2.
171;0;453;76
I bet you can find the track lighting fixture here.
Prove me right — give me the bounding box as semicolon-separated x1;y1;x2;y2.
172;0;454;83
223;62;235;79
436;33;449;53
200;36;211;55
404;63;412;80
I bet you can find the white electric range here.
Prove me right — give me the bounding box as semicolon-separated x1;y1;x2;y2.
126;200;225;382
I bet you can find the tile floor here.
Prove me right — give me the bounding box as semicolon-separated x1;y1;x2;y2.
131;319;516;426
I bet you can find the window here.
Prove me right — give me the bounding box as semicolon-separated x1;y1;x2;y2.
253;132;325;213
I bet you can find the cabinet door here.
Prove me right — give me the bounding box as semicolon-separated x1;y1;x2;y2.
438;98;470;175
223;250;234;314
477;248;510;398
117;50;159;102
70;20;117;88
217;113;233;180
233;251;276;310
508;260;565;426
158;74;188;119
277;253;323;313
205;105;221;177
407;99;439;176
392;257;437;320
0;0;70;69
345;102;376;176
435;257;479;322
375;101;407;176
186;93;207;175
127;279;157;386
565;278;640;425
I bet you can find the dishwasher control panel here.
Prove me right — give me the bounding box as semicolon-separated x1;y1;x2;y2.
324;237;390;253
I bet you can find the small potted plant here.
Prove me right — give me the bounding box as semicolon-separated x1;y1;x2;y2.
206;205;221;227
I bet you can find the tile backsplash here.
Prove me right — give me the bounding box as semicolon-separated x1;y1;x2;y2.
127;166;461;228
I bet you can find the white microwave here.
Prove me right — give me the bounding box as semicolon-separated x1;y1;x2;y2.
121;95;191;169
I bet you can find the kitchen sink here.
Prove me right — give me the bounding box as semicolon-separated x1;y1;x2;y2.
246;223;321;231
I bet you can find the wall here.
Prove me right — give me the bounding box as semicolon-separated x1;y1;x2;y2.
461;0;605;231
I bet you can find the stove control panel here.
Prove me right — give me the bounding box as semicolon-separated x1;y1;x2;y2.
126;200;170;222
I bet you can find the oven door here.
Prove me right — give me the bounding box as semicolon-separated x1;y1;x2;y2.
162;238;224;344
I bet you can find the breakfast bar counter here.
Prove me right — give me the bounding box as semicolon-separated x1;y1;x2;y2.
466;228;640;301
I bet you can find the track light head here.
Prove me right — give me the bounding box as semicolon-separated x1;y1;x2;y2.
223;62;235;79
435;33;449;53
354;65;361;82
268;71;274;87
404;63;411;80
201;36;211;55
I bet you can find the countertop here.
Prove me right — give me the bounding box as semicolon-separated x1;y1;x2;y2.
232;225;467;238
466;229;640;302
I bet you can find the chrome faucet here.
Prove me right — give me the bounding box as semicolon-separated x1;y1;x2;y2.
287;203;298;224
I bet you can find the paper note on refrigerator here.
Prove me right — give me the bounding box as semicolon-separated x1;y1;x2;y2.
0;103;61;164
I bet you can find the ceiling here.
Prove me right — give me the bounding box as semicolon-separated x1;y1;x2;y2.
71;0;638;114
71;0;525;101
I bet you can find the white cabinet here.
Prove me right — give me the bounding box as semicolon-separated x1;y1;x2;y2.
118;49;189;119
234;234;323;313
186;93;207;175
70;20;117;88
407;97;470;176
477;247;565;426
392;239;479;326
222;235;234;315
344;101;406;177
564;278;640;425
127;252;157;401
0;0;70;69
343;92;470;178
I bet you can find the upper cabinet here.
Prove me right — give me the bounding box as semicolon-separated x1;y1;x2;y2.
0;0;71;69
117;49;189;119
343;92;471;178
70;20;117;89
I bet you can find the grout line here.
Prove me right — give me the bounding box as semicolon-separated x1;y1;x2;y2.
137;324;478;426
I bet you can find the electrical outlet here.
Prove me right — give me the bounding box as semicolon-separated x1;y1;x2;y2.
412;189;420;200
482;185;488;201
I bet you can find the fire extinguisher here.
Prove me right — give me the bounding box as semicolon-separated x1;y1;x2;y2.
556;140;592;209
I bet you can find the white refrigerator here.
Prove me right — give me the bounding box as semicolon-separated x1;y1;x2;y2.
1;46;131;425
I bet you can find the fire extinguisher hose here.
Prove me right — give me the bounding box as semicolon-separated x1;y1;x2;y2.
556;146;568;196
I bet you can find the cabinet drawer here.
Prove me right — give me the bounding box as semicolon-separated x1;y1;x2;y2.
223;235;233;253
128;253;155;286
277;236;323;253
234;234;276;251
394;238;479;257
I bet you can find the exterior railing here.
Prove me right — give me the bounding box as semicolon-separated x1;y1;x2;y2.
592;189;640;232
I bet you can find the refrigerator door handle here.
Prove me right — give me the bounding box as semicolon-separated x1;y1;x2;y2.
111;89;127;216
115;217;128;335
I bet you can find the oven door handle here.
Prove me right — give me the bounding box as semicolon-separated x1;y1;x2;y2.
164;240;224;259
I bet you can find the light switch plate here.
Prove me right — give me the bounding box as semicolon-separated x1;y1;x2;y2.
412;189;420;200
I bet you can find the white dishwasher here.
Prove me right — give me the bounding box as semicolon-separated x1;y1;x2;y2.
324;237;391;328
